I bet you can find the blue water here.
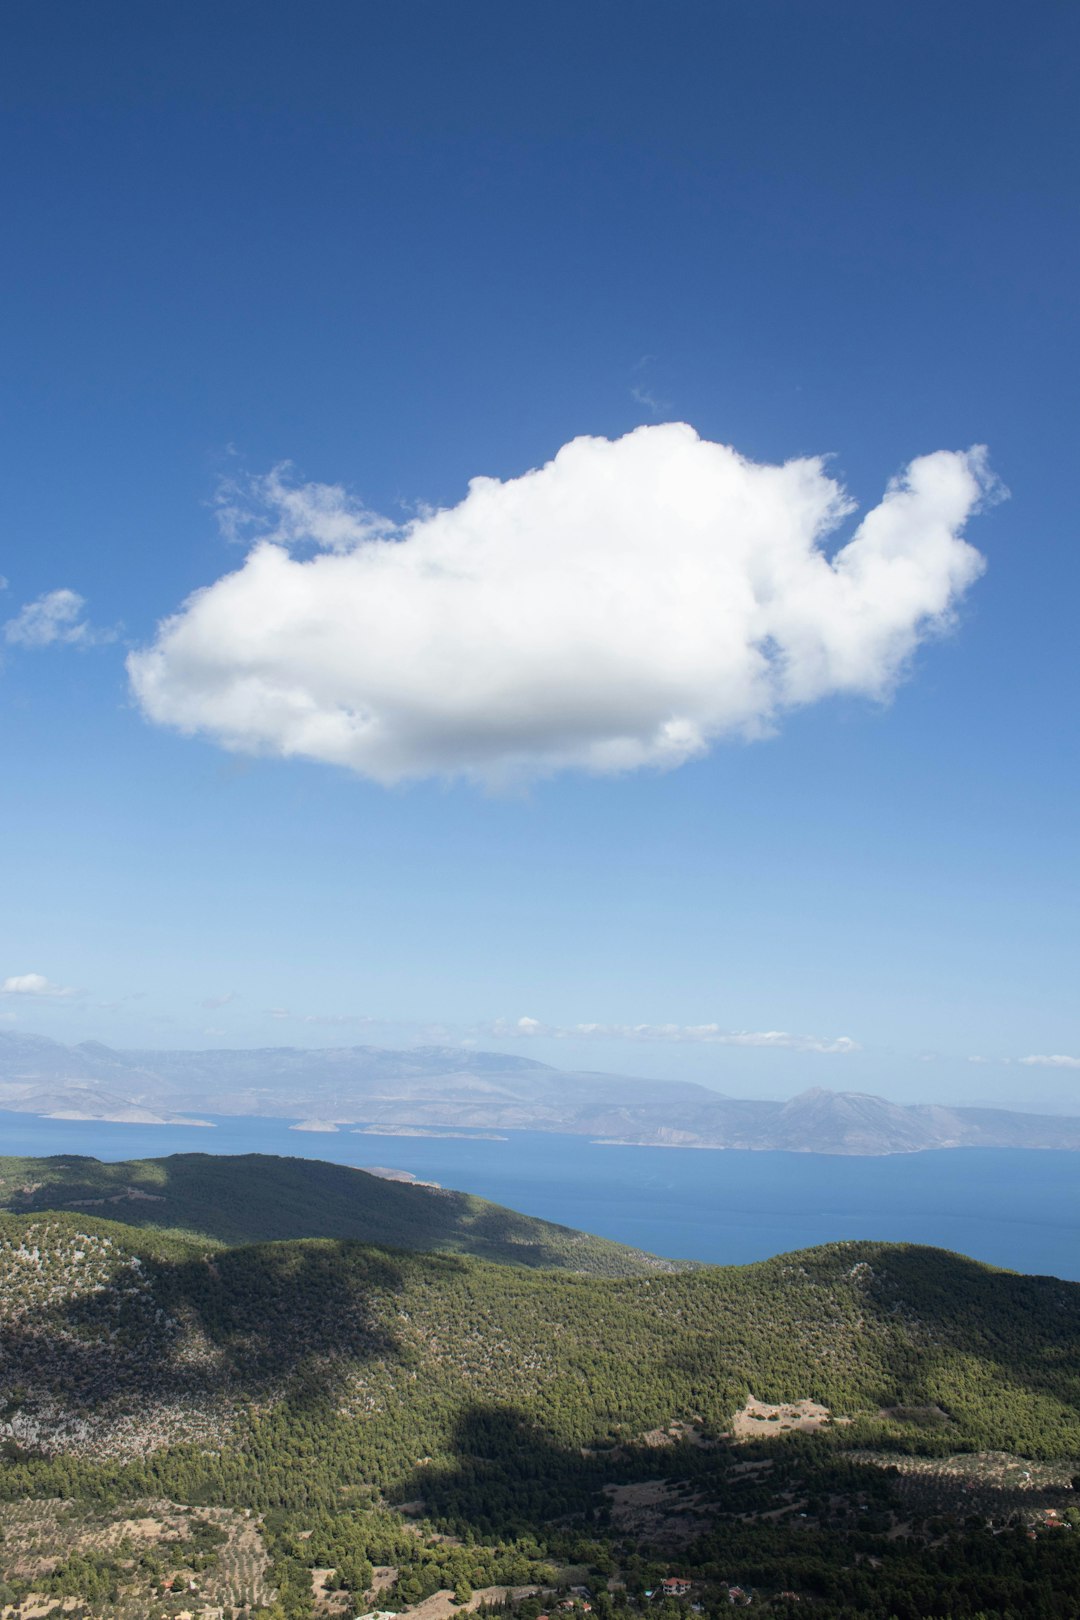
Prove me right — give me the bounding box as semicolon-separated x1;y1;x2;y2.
2;1110;1078;1280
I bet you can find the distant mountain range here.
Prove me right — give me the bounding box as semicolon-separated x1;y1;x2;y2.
1;1029;1078;1154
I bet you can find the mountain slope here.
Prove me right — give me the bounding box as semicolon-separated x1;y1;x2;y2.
0;1150;679;1275
1;1219;1078;1472
3;1218;1079;1619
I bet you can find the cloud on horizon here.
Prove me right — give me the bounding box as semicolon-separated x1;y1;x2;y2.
1020;1053;1080;1070
1;972;77;998
129;426;994;785
499;1016;858;1054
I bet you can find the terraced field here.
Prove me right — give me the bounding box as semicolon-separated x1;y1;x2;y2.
0;1496;273;1617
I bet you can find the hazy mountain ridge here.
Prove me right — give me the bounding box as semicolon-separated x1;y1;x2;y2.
2;1032;1078;1153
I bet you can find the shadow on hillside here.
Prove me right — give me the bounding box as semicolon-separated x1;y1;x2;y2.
438;1197;634;1274
395;1403;621;1536
391;1400;1078;1553
842;1243;1080;1418
645;1241;1080;1433
0;1240;478;1412
6;1152;452;1248
2;1153;648;1272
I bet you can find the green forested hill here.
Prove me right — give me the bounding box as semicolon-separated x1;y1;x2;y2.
1;1215;1079;1617
0;1150;677;1275
2;1215;1078;1474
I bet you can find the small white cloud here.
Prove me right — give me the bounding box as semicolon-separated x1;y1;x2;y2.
129;427;995;786
1020;1054;1080;1070
1;972;77;998
4;588;114;650
499;1017;858;1054
201;991;239;1009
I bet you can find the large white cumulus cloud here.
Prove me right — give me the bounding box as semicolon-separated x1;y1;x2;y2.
128;426;993;784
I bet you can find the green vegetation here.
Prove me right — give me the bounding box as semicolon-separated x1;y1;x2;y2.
1;1203;1079;1616
0;1495;270;1616
2;1166;1080;1620
0;1150;680;1275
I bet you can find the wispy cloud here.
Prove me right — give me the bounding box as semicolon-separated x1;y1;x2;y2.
1;972;77;998
264;1008;373;1029
214;463;395;551
496;1016;858;1054
4;588;115;650
129;428;995;786
1020;1053;1080;1070
301;1013;374;1028
630;383;671;416
201;991;239;1009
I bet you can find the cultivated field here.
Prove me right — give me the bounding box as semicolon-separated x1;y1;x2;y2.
0;1496;274;1619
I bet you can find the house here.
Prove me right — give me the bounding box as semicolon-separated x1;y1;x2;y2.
661;1577;692;1597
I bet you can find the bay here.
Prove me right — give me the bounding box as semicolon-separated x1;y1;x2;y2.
1;1110;1078;1281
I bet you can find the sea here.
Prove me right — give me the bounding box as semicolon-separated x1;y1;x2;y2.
2;1109;1078;1281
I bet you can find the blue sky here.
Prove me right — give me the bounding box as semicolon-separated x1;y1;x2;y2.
1;1;1077;1109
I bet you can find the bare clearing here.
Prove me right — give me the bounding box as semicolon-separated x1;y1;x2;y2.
731;1398;834;1438
640;1419;717;1449
403;1586;543;1620
311;1566;354;1615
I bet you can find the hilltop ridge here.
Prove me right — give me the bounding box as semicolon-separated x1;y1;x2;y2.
0;1149;679;1276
